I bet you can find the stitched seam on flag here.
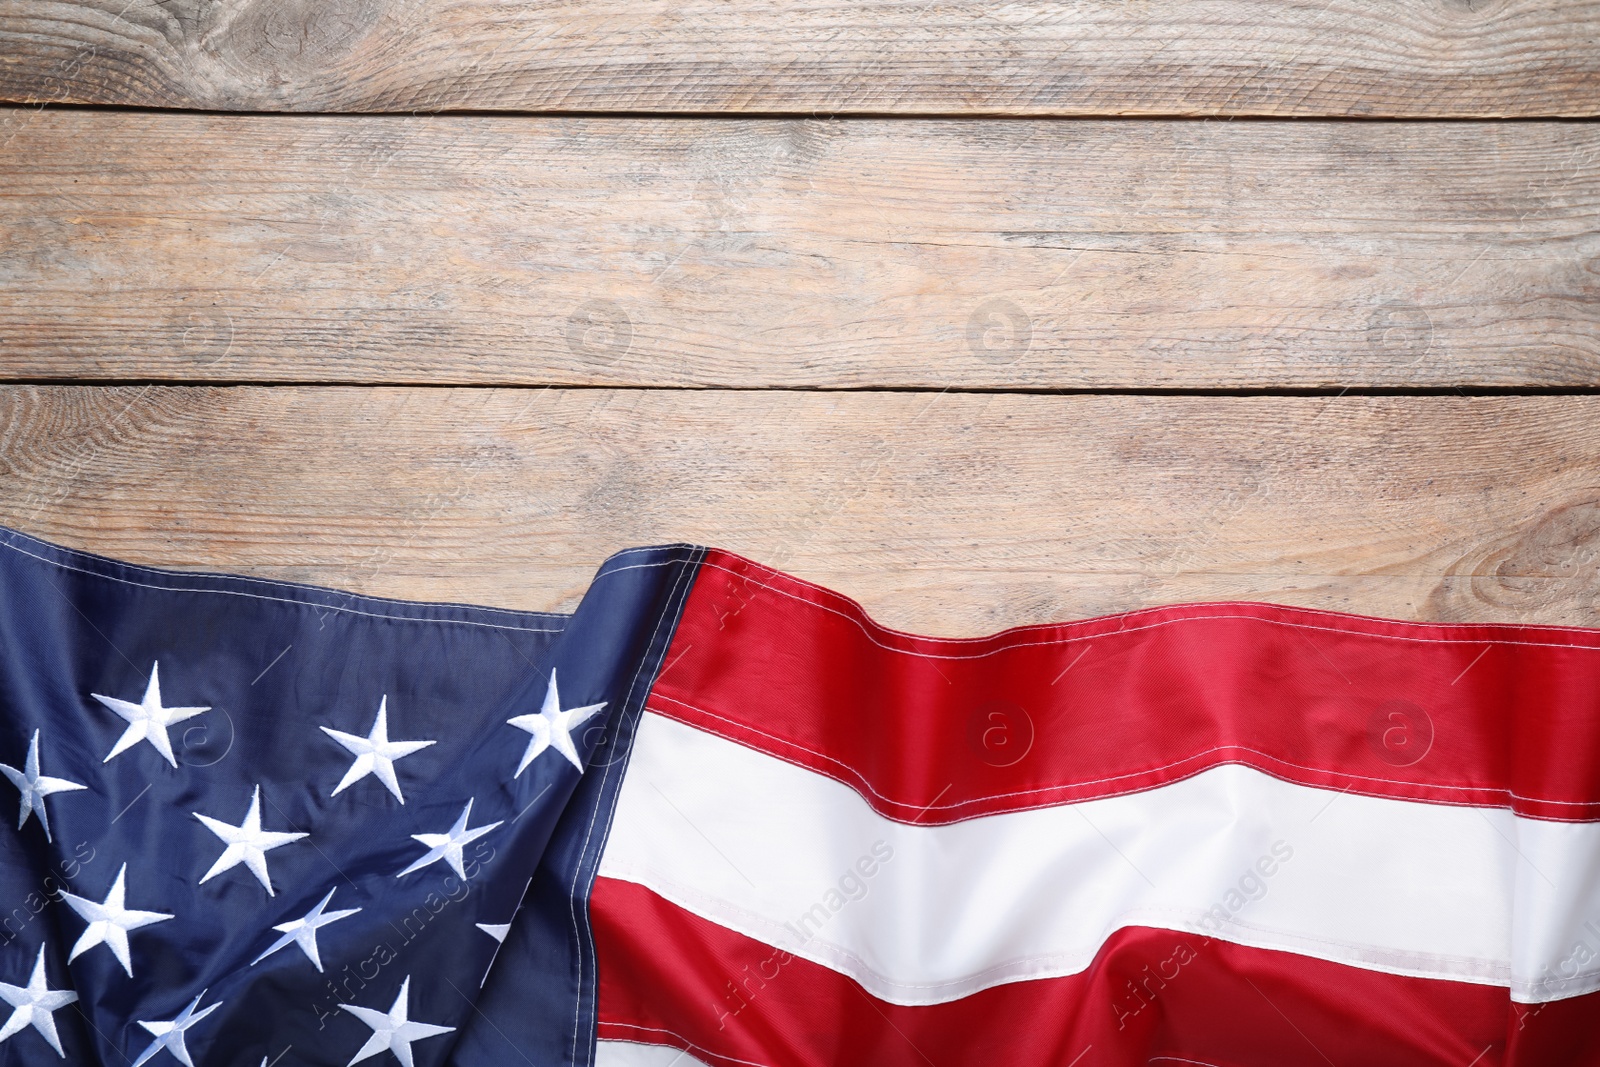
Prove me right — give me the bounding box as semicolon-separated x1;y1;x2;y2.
694;557;1600;655
1519;971;1600;1001
0;534;567;631
703;550;1600;642
0;524;599;617
571;547;708;1067
574;549;704;1063
642;698;1600;820
0;525;695;627
606;870;1524;1002
0;524;679;612
600;1024;771;1067
610;868;1513;986
591;556;702;581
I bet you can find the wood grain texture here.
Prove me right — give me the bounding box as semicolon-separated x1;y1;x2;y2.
2;386;1597;635
3;112;1598;388
2;0;1598;116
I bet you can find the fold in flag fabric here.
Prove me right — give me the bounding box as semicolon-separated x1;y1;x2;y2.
0;525;1596;1066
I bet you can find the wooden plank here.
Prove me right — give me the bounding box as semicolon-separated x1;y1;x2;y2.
3;113;1597;388
2;385;1596;634
1;0;1598;116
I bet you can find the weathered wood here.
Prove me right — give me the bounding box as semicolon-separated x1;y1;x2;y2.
1;0;1598;116
3;112;1597;388
1;386;1596;633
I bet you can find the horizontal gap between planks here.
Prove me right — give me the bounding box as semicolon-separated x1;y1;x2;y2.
3;103;1599;123
5;380;1600;397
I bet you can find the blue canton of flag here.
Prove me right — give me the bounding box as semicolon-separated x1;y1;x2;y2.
0;526;700;1066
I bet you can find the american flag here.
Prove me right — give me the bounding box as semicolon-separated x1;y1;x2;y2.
0;526;1597;1065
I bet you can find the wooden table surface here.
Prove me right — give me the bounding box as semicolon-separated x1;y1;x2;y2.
2;0;1597;635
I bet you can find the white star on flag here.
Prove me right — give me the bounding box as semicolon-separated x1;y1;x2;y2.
90;662;210;767
396;798;502;880
193;785;308;896
0;943;78;1057
322;696;436;804
60;863;174;976
474;921;513;988
339;975;454;1067
252;887;361;972
131;992;222;1067
507;669;606;776
0;730;86;843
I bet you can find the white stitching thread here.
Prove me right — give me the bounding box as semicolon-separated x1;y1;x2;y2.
614;869;1516;998
642;697;1600;822
570;548;705;1065
0;527;567;632
661;553;1600;824
697;555;1600;657
600;1025;771;1067
572;549;702;1065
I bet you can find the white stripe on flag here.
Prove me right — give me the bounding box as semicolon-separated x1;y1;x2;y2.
596;1038;715;1067
599;711;1600;1006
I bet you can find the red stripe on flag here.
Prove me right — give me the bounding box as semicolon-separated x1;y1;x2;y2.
593;877;1600;1067
646;550;1600;822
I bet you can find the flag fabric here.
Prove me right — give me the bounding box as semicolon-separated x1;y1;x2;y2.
0;524;700;1065
0;525;1597;1065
